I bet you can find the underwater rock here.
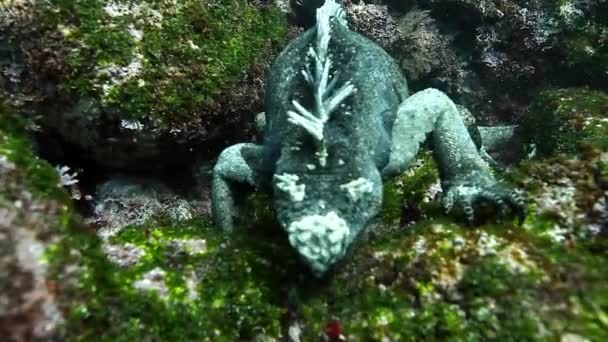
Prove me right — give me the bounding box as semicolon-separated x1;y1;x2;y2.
519;88;608;157
50;218;292;340
35;157;608;341
377;0;606;124
0;0;288;169
297;214;608;340
90;176;208;239
0;101;76;341
4;96;604;340
89;175;209;272
388;8;467;92
557;0;608;86
408;0;559;123
346;2;400;50
512;150;608;240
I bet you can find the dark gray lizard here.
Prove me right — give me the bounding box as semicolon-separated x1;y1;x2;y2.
211;0;525;276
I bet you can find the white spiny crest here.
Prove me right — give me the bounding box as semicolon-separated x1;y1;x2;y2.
287;0;354;167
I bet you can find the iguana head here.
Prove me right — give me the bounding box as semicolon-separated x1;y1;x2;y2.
272;162;383;276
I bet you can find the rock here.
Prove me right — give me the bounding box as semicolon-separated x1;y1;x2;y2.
511;150;608;240
389;9;462;84
51;218;291;340
557;1;608;85
0;0;288;169
89;176;209;239
346;3;401;50
379;0;606;124
5;108;602;341
519;88;608;157
297;212;607;340
0;100;76;341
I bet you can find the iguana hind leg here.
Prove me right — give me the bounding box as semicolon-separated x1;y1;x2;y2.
212;143;267;231
384;88;525;224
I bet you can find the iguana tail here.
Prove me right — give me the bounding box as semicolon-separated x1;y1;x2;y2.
290;0;348;29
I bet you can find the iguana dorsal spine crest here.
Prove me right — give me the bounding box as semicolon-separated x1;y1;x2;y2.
286;0;355;167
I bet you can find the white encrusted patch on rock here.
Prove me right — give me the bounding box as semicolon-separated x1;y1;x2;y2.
90;177;205;239
103;242;146;267
133;267;169;300
168;238;208;256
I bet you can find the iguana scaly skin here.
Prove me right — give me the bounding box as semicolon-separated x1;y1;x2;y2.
211;0;525;276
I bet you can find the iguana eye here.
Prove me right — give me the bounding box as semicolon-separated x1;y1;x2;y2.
339;178;374;202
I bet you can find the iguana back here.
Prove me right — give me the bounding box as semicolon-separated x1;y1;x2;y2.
263;1;409;172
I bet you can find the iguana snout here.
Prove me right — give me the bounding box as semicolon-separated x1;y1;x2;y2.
272;169;383;275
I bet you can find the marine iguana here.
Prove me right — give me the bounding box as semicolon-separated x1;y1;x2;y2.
211;0;525;276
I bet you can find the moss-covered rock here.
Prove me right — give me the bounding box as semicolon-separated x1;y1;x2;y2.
381;151;442;226
294;156;608;341
1;0;288;169
0;107;292;340
554;0;608;84
510;150;608;241
296;216;607;340
0;99;77;340
48;218;299;340
21;146;602;340
519;88;608;157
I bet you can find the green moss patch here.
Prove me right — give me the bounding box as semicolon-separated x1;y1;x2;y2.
15;0;287;126
297;217;608;340
381;151;442;225
0;100;67;200
520;88;608;157
47;216;305;340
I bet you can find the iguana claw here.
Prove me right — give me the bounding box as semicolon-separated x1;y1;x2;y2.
443;173;526;226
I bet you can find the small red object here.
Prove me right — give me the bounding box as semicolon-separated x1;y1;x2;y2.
325;320;345;341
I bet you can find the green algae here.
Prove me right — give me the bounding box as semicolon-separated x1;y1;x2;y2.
520;88;608;157
47;216;301;340
297;216;607;341
40;176;608;341
0;100;67;200
381;151;442;225
15;0;288;125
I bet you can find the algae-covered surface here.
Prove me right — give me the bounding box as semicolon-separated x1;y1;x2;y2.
26;148;608;340
1;0;288;168
2;82;608;341
1;0;607;340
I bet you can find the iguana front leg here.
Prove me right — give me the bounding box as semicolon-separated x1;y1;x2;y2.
212;143;267;231
384;88;525;224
